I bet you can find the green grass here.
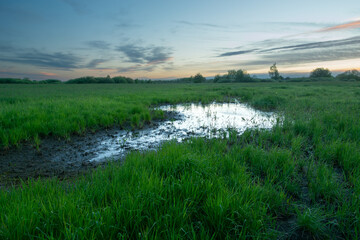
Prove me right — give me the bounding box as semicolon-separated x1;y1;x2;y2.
0;83;238;149
1;81;360;238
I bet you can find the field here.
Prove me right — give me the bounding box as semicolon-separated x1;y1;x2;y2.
0;84;241;149
1;82;360;239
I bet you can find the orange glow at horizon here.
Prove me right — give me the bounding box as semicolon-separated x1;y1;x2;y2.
40;72;57;76
244;58;360;76
317;20;360;32
60;58;360;80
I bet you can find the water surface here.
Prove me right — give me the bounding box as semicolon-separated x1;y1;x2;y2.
91;101;278;161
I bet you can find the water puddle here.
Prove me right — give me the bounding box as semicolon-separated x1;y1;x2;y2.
0;101;279;182
90;101;278;161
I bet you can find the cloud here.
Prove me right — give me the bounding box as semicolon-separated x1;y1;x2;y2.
116;44;173;64
161;62;176;71
117;66;137;73
116;45;174;73
117;65;156;73
266;21;329;28
0;44;113;71
0;50;81;70
85;59;109;68
116;23;141;28
144;47;173;64
0;70;59;80
0;70;20;75
317;20;360;32
39;72;57;76
218;49;257;57
218;34;360;68
85;40;110;49
175;20;224;29
218;36;360;57
116;45;146;63
0;43;14;52
246;47;360;66
260;36;360;53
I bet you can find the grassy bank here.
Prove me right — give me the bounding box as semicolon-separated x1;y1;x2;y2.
0;83;226;149
0;82;353;149
1;81;360;238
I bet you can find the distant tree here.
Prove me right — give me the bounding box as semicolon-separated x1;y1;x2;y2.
127;78;134;83
98;76;114;83
113;76;129;83
227;70;237;82
193;73;206;83
0;78;33;84
336;69;360;81
214;74;221;83
269;63;281;80
39;79;61;84
213;69;252;83
65;76;95;84
310;68;332;78
235;69;251;82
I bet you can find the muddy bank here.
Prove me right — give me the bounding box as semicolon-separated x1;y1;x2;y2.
0;102;278;187
0;112;181;186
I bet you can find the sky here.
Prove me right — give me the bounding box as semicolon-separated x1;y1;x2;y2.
0;0;360;80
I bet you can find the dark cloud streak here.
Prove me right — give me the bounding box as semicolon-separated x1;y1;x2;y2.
116;45;146;63
116;44;172;64
175;20;224;29
219;35;360;67
118;65;155;73
0;50;81;70
0;43;14;52
144;47;172;64
245;47;360;66
86;40;111;49
218;36;360;58
260;36;360;53
85;59;108;68
0;43;114;70
218;49;257;57
116;43;173;73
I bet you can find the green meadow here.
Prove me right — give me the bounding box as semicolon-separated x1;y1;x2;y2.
1;82;360;239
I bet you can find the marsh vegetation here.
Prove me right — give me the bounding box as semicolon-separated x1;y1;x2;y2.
0;81;360;239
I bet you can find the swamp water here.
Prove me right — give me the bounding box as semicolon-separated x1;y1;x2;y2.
91;101;278;161
0;101;279;182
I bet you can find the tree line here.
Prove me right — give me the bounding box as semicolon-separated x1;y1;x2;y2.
176;64;360;83
65;75;152;84
1;64;359;84
0;75;152;84
0;78;62;84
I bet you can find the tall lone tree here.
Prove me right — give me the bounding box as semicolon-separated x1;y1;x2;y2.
269;63;281;80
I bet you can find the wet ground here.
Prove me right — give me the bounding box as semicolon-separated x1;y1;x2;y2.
0;101;277;186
